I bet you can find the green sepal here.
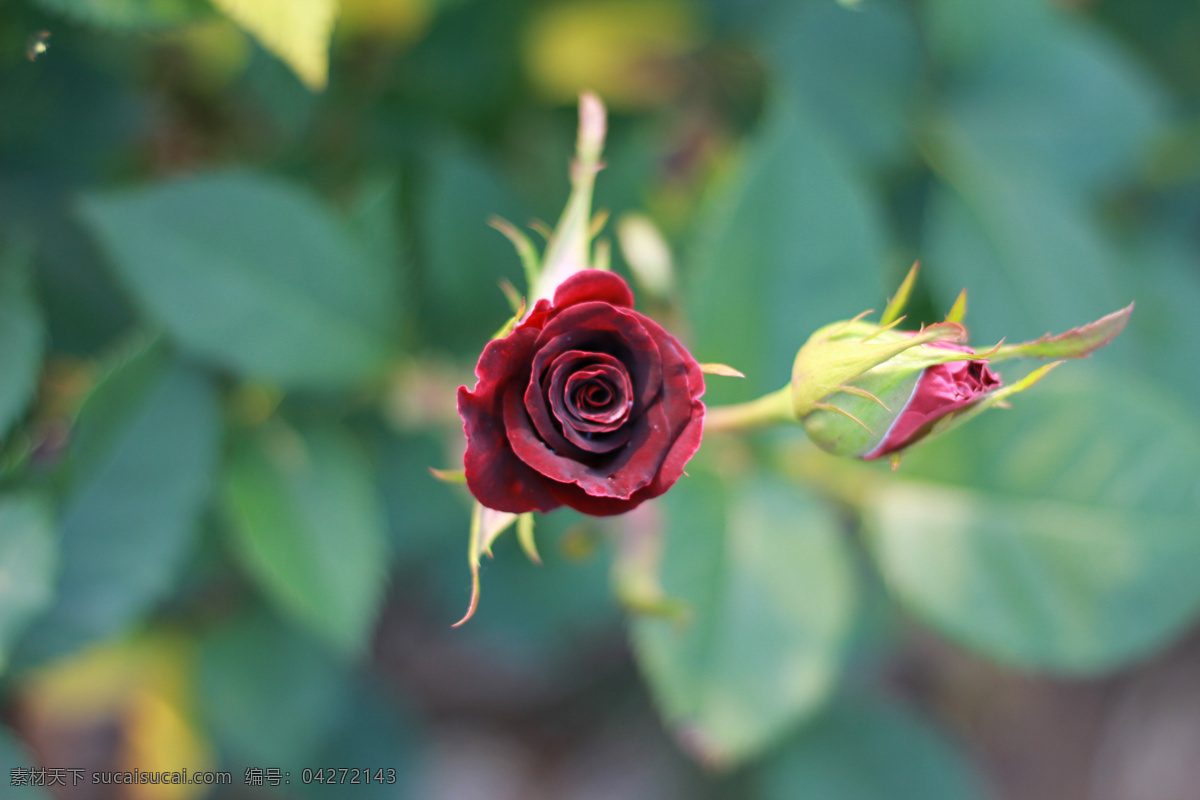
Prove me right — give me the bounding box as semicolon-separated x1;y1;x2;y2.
532;93;608;303
489;217;541;293
880;261;919;326
516;512;540;565
945;288;968;324
988;304;1133;363
791;318;969;418
453;502;519;627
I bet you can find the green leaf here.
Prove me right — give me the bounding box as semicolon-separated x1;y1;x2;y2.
417;141;529;354
31;0;212;30
17;342;220;665
989;303;1133;362
0;494;57;675
300;680;416;800
431;507;619;664
223;422;389;654
924;1;1165;193
0;726;52;800
766;0;922;169
687;94;887;405
372;430;470;561
199;608;350;766
0;248;45;439
80;172;397;389
630;471;857;767
758;696;986;800
210;0;339;90
863;370;1200;674
921;178;1127;352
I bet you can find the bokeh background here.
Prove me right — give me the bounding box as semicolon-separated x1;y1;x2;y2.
2;0;1200;798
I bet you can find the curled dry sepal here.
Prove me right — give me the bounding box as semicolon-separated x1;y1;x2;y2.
789;263;1133;468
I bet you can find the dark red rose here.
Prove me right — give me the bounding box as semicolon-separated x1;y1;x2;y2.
458;270;705;516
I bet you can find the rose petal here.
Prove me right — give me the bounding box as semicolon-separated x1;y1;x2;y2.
523;349;613;460
505;381;654;498
533;303;663;415
459;328;562;513
561;366;631;426
552;269;635;310
545;352;632;431
865;356;1001;458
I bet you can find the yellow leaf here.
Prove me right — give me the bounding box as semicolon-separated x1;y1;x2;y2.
20;635;215;800
339;0;432;42
211;0;339;90
523;0;700;108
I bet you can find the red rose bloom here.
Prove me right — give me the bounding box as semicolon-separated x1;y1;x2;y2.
458;270;705;516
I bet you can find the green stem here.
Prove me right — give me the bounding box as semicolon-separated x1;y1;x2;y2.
703;386;795;433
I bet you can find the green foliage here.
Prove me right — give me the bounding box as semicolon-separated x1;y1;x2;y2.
765;0;922;170
0;248;44;439
864;372;1200;673
687;95;886;403
758;696;985;800
223;422;389;655
0;726;51;800
80;173;399;389
31;0;212;29
17;342;220;666
417;141;530;354
632;471;856;766
0;494;57;675
199;608;351;766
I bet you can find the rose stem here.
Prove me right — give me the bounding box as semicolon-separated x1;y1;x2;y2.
703;386;794;433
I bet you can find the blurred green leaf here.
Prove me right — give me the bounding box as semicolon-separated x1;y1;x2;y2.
923;0;1054;68
766;0;922;169
631;471;857;766
687;95;887;404
18;341;220;664
80;172;398;389
430;507;620;663
31;0;212;29
417;141;529;354
301;679;417;800
1118;231;1200;412
0;247;44;438
863;370;1200;673
757;695;985;800
223;422;389;655
373;430;470;561
0;494;57;675
0;726;51;800
210;0;337;90
346;176;405;296
34;216;137;358
199;608;350;767
928;23;1166;194
921;178;1127;351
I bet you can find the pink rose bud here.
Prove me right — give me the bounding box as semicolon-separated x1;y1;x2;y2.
798;332;1001;460
788;264;1133;464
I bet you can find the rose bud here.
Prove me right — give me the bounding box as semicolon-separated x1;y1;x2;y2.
795;322;1002;460
787;264;1133;465
457;269;706;516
